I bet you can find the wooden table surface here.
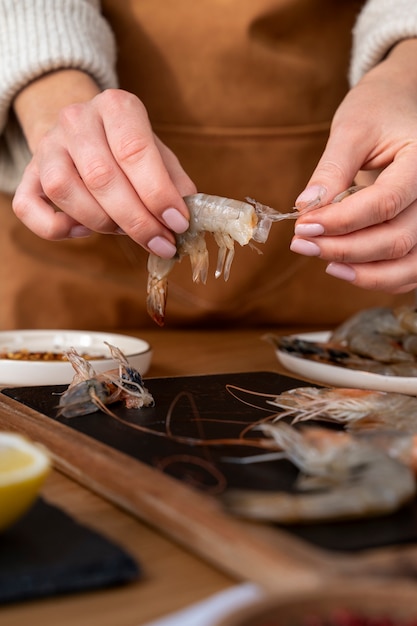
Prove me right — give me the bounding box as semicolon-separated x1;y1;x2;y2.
1;327;309;626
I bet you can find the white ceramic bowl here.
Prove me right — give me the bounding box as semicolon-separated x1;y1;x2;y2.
215;582;417;626
0;330;152;386
274;331;417;395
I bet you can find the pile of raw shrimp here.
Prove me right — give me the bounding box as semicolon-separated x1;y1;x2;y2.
275;306;417;376
222;308;417;524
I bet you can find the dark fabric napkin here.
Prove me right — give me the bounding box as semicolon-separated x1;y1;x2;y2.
0;498;141;604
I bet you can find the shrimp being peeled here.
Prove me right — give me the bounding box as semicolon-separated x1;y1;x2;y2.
58;343;154;418
147;193;297;326
222;422;416;523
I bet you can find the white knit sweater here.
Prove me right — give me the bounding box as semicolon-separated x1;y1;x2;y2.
0;0;416;193
0;0;117;192
350;0;417;85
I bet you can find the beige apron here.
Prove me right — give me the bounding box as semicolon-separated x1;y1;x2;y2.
1;0;412;331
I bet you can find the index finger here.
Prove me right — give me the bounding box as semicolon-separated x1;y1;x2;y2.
98;91;191;225
296;152;417;236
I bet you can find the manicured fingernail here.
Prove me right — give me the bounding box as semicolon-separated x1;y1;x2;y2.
290;238;321;256
294;223;325;236
148;236;177;258
68;225;92;238
326;262;356;282
162;208;189;233
295;185;327;211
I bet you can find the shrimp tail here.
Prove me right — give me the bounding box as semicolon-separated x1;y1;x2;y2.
146;254;176;326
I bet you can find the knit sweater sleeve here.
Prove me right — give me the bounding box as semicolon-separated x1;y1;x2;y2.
0;0;117;193
350;0;417;85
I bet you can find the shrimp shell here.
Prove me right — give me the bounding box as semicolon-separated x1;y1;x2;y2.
58;343;154;417
103;342;155;409
146;193;294;326
222;422;416;523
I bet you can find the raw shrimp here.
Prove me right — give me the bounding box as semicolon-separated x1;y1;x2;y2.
267;386;417;473
221;422;416;523
267;334;392;374
395;305;417;334
267;387;417;431
146;193;297;326
58;343;154;418
264;309;417;377
330;307;415;363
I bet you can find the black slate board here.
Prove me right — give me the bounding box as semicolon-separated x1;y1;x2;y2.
3;371;417;554
0;498;140;604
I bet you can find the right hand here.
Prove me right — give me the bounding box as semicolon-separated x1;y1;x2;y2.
290;39;417;293
13;85;196;258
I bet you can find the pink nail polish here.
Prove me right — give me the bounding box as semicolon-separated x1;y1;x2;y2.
294;223;325;237
290;238;321;257
295;185;327;211
148;236;177;258
68;225;92;238
162;208;189;233
326;262;356;282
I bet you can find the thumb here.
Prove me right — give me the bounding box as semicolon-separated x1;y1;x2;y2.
295;132;364;212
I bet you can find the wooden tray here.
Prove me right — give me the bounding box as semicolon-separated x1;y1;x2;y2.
2;371;417;593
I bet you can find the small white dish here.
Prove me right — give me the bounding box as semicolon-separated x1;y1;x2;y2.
275;331;417;395
0;330;152;387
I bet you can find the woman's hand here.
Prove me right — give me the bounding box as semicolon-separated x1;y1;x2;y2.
290;39;417;293
12;70;196;258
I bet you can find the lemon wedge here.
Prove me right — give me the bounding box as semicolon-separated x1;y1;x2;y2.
0;432;51;532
